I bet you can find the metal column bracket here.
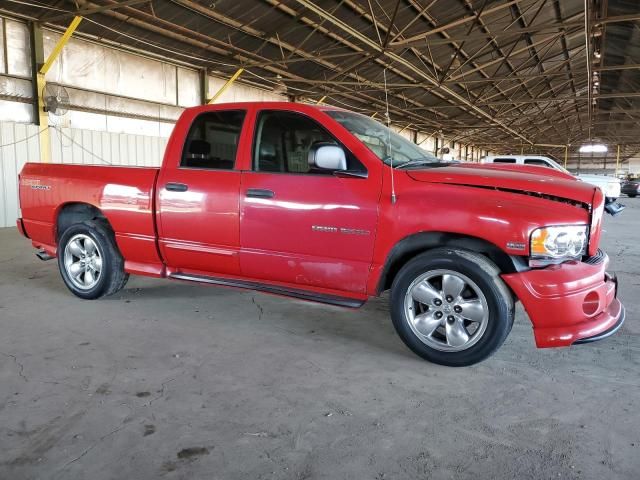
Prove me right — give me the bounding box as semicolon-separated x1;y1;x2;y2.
36;16;83;163
208;68;244;104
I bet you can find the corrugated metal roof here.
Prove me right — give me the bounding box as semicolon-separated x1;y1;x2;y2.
3;0;639;154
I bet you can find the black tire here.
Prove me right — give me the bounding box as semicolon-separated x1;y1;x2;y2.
57;220;129;299
390;248;514;367
628;194;637;198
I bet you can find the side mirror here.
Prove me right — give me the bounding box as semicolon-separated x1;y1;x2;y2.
309;143;347;171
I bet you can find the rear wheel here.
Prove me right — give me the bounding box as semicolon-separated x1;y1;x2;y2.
390;248;514;366
628;194;637;198
58;220;129;299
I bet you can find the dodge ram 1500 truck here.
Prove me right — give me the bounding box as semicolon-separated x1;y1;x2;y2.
17;102;625;366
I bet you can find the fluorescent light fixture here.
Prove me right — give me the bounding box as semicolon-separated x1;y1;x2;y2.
579;144;608;153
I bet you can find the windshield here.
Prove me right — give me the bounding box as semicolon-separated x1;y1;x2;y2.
325;110;439;167
548;158;572;175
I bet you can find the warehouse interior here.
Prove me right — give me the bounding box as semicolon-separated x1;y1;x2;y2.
0;1;638;479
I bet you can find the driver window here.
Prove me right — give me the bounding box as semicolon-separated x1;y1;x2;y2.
254;111;357;174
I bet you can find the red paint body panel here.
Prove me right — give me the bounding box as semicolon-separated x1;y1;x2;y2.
19;163;164;275
17;101;624;348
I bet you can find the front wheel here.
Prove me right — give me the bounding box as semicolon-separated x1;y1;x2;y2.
57;220;129;299
390;248;514;366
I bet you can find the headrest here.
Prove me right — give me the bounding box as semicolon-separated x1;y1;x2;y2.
189;139;210;155
259;142;276;158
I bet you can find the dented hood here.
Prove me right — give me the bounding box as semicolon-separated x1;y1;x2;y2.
405;163;596;206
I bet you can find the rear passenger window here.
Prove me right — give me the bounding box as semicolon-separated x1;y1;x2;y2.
181;110;245;169
493;158;516;163
524;159;552;168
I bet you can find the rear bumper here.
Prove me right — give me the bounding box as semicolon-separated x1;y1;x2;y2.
502;252;625;347
16;218;29;239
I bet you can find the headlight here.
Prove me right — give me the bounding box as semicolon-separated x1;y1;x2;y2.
530;225;588;262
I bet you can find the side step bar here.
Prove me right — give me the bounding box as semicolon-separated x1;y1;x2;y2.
169;272;365;308
36;250;54;261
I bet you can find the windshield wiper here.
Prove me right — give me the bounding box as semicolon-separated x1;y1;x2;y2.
395;159;450;169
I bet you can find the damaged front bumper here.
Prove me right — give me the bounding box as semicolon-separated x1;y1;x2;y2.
502;250;625;348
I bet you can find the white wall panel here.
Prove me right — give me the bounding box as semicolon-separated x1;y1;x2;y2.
0;121;167;228
0;122;40;228
208;75;286;103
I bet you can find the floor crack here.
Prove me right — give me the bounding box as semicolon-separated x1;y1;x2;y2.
148;377;176;406
1;352;28;382
56;422;128;476
252;296;264;321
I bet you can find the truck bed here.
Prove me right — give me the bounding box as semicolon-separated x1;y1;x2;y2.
19;162;164;275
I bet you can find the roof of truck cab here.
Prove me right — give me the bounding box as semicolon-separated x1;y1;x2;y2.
183;101;345;113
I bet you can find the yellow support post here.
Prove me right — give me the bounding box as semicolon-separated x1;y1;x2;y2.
36;74;51;163
36;16;82;163
208;68;244;104
316;95;327;105
39;16;83;75
564;145;568;168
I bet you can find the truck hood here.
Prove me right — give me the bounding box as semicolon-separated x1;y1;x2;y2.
405;163;596;207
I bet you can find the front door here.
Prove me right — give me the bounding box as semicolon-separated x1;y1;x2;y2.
240;109;380;294
157;109;247;276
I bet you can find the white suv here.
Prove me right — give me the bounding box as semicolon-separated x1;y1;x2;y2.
482;155;621;201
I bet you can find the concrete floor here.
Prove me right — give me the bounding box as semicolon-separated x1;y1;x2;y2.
0;201;638;480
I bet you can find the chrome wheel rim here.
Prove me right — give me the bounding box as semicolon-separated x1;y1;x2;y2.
404;269;489;352
63;234;103;290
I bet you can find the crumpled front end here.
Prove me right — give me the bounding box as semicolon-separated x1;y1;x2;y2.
502;250;624;347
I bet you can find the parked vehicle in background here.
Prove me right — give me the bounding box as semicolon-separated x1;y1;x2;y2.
482;155;621;201
622;179;640;198
17;102;625;366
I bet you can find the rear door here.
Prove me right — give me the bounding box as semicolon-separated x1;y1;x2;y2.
239;108;380;294
156;109;248;275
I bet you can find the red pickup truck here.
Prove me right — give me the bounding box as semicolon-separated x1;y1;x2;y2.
17;102;625;366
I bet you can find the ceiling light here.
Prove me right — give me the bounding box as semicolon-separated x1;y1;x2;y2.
579;144;607;153
594;51;601;59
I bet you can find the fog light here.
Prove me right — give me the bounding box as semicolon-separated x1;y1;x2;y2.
582;291;600;316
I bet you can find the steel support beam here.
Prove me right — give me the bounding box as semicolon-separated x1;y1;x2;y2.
208;68;243;104
390;0;525;47
594;63;640;72
35;15;82;163
39;16;82;75
597;13;640;25
44;0;151;23
292;0;535;145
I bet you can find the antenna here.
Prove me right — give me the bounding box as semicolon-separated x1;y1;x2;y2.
383;69;397;204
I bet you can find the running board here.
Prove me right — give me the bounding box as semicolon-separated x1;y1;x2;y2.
169;273;365;308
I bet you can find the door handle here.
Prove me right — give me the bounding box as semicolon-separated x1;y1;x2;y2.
165;182;188;192
246;188;275;199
